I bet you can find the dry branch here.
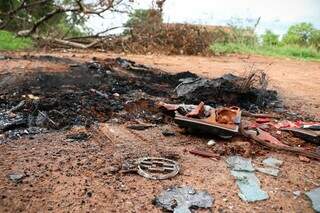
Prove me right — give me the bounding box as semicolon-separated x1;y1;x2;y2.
51;38;101;49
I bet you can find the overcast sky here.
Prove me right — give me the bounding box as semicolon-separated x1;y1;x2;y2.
87;0;320;35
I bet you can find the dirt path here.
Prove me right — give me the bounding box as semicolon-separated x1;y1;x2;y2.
0;51;319;212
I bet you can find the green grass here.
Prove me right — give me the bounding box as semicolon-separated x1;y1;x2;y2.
0;30;33;51
210;43;320;61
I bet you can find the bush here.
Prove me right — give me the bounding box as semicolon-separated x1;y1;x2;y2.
211;25;257;46
262;30;279;46
310;30;320;50
209;22;320;60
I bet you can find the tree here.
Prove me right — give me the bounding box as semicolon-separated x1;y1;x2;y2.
282;22;315;46
0;0;131;37
262;30;279;46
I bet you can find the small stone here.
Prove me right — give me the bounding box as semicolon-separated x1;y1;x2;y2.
108;166;120;173
223;198;228;202
299;156;310;163
162;129;176;137
113;93;120;97
8;172;25;183
293;191;301;197
207;140;216;146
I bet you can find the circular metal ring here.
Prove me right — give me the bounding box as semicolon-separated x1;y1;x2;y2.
137;157;180;180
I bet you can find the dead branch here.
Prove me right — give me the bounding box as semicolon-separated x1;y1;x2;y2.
65;26;121;40
53;37;102;49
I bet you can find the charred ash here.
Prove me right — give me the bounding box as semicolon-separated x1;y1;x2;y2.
0;56;280;139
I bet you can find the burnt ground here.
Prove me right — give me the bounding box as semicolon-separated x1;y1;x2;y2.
0;53;319;213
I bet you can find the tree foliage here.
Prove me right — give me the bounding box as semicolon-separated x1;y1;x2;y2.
0;0;130;37
262;30;279;46
282;22;315;46
0;0;76;35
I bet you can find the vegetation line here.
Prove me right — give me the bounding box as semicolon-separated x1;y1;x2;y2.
210;23;320;61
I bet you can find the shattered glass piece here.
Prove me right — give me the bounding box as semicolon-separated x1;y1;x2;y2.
226;156;255;172
154;186;213;212
256;167;280;177
262;157;283;168
305;187;320;212
230;171;269;202
226;156;269;202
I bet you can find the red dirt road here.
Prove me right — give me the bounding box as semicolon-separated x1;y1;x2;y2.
0;52;319;213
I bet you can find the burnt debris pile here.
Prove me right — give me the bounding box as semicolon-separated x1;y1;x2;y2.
0;56;280;139
175;73;279;110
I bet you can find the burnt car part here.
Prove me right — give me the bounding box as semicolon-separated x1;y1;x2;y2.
175;106;241;138
136;157;180;180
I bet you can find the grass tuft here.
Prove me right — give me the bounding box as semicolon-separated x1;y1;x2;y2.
0;30;33;51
